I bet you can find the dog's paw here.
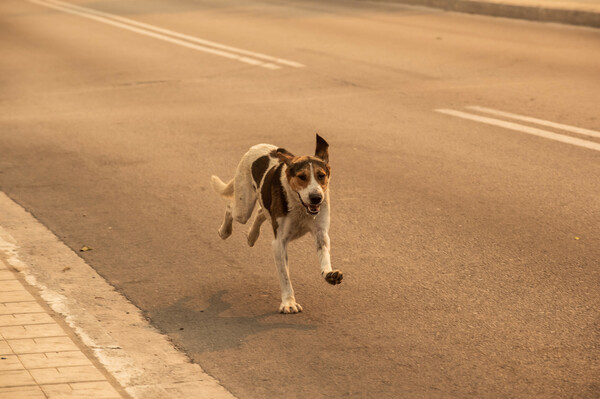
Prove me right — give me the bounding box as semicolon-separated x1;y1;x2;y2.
279;300;303;314
325;270;343;285
247;232;258;247
218;226;232;240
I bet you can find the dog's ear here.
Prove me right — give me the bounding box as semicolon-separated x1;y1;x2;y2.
275;149;294;166
315;134;329;163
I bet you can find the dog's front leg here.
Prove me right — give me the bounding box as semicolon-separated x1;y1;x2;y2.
272;238;302;314
316;230;343;285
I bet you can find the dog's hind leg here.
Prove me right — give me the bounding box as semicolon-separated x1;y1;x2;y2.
231;172;257;224
218;203;234;240
247;208;266;247
217;175;255;239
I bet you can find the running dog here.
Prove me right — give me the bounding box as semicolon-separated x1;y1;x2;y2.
210;134;342;314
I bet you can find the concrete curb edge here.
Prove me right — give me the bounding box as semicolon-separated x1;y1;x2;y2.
369;0;600;28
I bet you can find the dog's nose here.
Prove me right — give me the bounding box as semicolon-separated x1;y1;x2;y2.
309;193;322;205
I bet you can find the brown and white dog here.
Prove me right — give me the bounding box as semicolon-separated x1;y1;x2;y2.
210;134;343;314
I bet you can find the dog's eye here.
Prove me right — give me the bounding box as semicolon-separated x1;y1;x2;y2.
317;173;326;180
297;174;307;181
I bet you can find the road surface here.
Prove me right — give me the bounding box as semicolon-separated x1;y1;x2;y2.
1;0;599;397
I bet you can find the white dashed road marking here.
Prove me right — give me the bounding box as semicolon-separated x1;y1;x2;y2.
465;106;600;139
27;0;305;70
436;107;600;152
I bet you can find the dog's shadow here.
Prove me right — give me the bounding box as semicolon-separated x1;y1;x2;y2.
149;290;316;353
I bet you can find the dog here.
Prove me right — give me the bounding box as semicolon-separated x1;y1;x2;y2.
210;134;343;314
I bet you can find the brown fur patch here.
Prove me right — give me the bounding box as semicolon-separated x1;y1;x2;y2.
251;155;270;186
284;157;330;192
271;148;294;158
261;163;288;235
312;164;330;190
286;158;311;192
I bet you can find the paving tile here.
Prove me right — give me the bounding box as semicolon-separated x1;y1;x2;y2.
8;337;79;354
0;281;25;292
0;369;36;387
0;313;54;327
0;355;23;371
19;351;92;369
0;291;35;303
0;385;46;399
0;271;16;281
30;365;105;385
0;340;11;355
0;303;45;316
41;381;122;398
0;323;65;340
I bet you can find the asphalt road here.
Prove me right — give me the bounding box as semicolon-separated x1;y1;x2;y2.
1;0;599;397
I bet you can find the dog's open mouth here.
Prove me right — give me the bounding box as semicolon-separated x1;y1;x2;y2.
298;194;320;215
306;204;320;215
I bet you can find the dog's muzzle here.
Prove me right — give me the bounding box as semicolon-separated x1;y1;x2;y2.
298;193;321;215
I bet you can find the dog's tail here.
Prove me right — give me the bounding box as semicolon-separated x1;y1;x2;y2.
210;175;234;198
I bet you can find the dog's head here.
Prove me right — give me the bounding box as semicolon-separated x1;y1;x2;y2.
275;134;331;216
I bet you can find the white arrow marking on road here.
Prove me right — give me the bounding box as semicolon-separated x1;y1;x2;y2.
27;0;305;70
436;108;600;152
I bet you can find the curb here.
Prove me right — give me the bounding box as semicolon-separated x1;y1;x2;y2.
371;0;600;28
0;192;237;399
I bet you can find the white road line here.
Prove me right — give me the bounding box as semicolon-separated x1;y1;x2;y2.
436;109;600;152
466;106;600;139
27;0;276;69
27;0;303;70
45;0;305;69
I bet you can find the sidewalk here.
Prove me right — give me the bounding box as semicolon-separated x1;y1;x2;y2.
0;192;236;399
375;0;600;28
0;262;125;399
